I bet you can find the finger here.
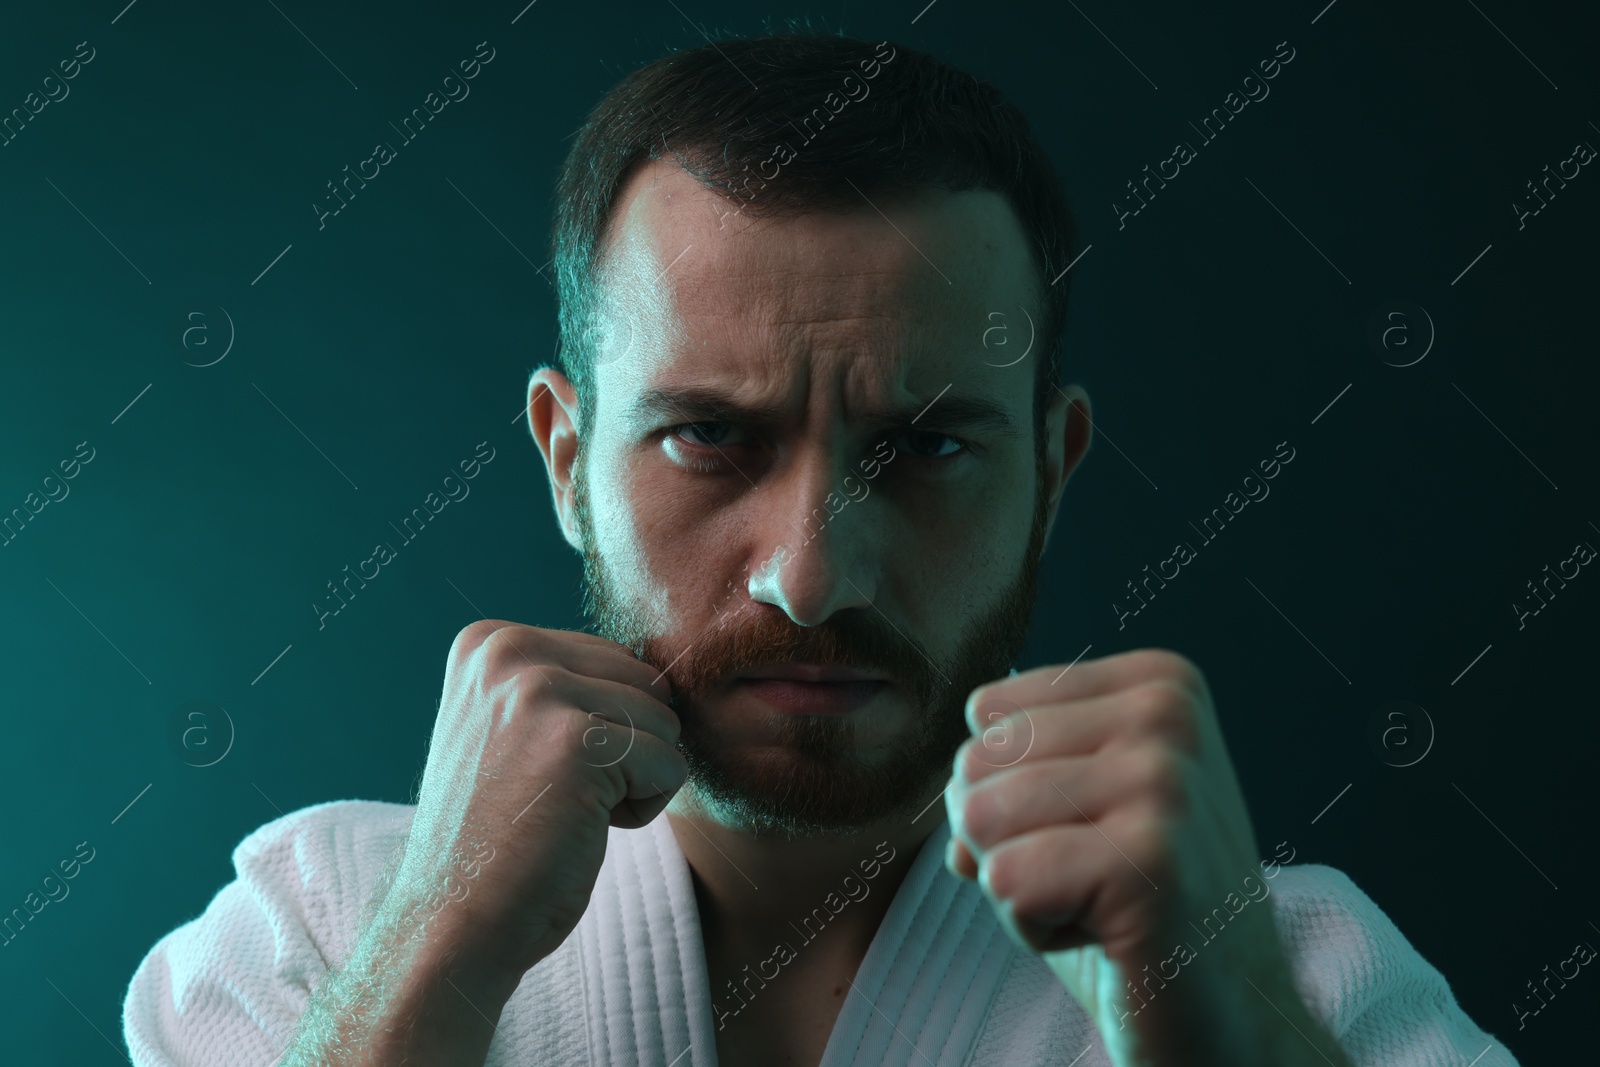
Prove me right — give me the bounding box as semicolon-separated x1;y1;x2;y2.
958;680;1201;788
978;821;1163;957
950;747;1189;856
569;672;683;747
570;642;677;705
947;836;980;881
612;791;673;830
965;648;1203;733
469;617;634;655
580;720;688;804
609;756;685;829
479;623;675;706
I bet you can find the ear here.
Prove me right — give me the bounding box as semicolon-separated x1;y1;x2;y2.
527;367;584;552
1039;383;1092;556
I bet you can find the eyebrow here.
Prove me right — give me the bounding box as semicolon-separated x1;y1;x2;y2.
625;385;1025;438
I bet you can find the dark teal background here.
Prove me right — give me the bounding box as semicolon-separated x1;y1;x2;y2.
1;0;1594;1062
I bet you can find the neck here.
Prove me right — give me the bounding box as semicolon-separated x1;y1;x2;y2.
665;781;947;963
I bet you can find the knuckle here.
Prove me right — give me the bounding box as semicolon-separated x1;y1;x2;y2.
522;662;568;701
544;702;597;757
490;664;567;723
1120;802;1174;870
1126;744;1188;813
454;618;497;647
1127;680;1184;730
1124;680;1199;750
1132;648;1203;689
454;619;513;658
481;623;540;663
578;715;626;765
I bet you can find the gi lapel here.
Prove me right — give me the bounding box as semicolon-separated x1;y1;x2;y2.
818;817;1018;1067
575;815;719;1067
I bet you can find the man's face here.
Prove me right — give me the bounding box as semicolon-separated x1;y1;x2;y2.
556;160;1076;839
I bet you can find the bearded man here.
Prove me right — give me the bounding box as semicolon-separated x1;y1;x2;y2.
124;31;1518;1067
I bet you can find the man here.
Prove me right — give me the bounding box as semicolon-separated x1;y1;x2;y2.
123;32;1519;1067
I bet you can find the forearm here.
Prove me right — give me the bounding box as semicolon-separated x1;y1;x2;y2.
1111;937;1355;1067
279;890;521;1067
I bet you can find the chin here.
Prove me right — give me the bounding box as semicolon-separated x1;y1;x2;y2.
672;695;965;839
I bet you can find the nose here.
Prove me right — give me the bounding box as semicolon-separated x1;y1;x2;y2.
745;446;878;626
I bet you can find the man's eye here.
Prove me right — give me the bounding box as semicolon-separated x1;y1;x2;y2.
671;421;747;448
896;430;966;458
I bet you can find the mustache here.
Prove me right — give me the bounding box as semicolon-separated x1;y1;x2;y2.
645;605;941;710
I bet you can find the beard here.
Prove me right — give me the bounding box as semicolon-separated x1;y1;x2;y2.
572;444;1050;840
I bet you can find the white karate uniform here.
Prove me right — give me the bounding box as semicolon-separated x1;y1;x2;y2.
122;799;1520;1066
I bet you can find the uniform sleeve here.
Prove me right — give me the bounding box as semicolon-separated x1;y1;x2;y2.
1271;863;1522;1067
121;800;412;1067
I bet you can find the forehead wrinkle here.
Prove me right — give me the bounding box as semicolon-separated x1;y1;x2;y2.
598;162;1038;442
710;321;926;430
636;276;1007;442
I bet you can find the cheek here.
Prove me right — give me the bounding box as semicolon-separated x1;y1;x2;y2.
909;469;1036;606
592;463;680;629
914;468;1032;564
609;459;749;637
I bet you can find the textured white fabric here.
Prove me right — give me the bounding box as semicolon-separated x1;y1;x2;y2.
122;799;1521;1066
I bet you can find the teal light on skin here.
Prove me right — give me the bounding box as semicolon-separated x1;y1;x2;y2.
525;157;1093;1060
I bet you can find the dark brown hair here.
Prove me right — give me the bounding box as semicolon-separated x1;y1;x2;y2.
547;30;1077;439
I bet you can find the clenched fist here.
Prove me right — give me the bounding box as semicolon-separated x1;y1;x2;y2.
388;621;687;986
944;648;1352;1067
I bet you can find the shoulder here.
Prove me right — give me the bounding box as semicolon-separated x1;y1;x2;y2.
1265;862;1518;1061
153;797;417;973
229;798;415;890
123;799;419;1065
1265;862;1394;950
1266;862;1424;1015
229;798;417;958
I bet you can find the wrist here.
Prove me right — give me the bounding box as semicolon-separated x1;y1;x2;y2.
371;881;530;1003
